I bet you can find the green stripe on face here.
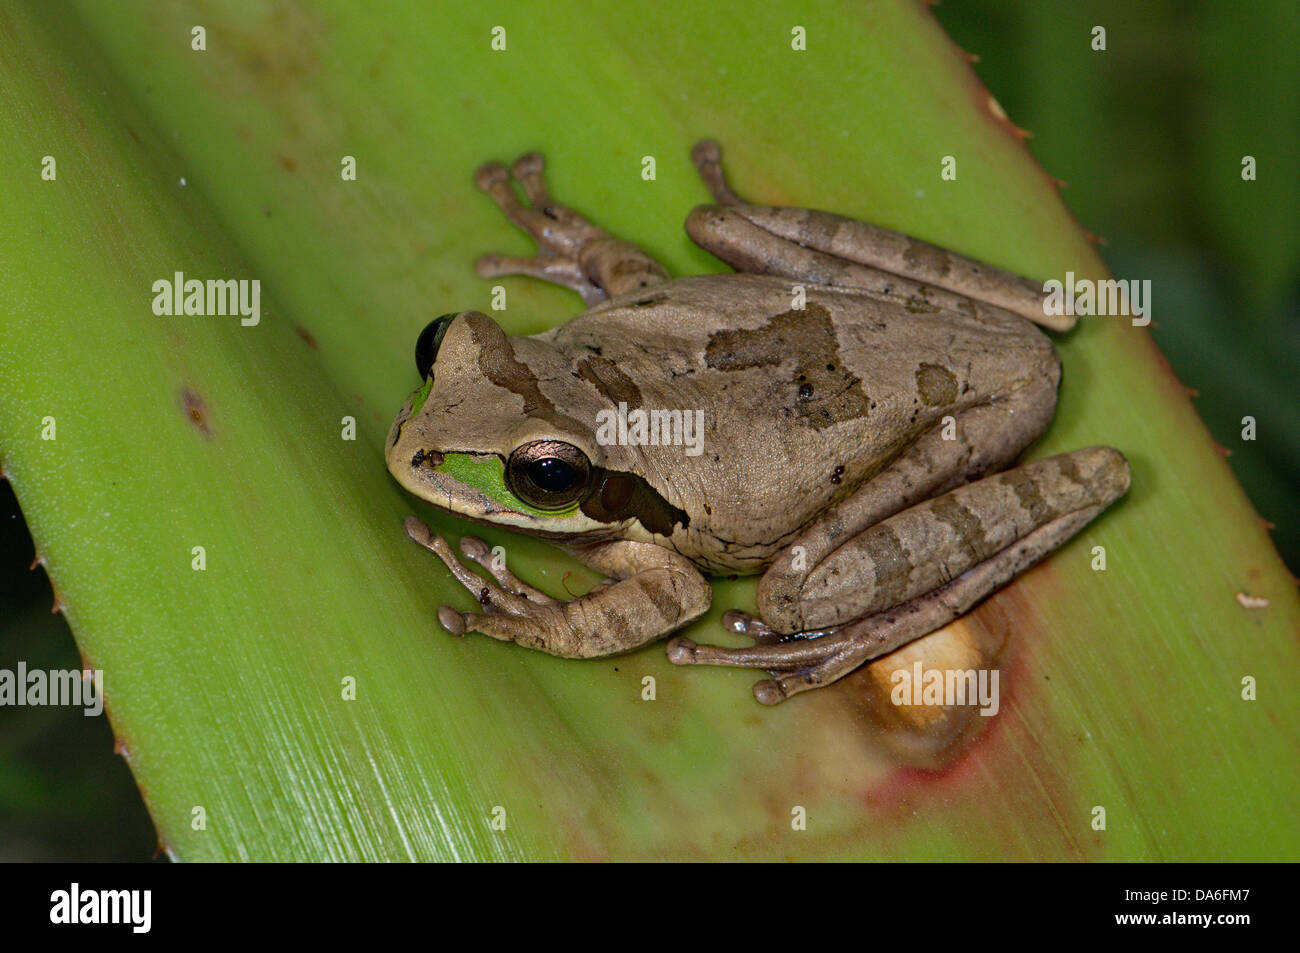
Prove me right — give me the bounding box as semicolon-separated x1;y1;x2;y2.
409;377;434;416
436;452;581;519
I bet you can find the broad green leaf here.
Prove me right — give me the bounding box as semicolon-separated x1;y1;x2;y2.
1;0;1296;860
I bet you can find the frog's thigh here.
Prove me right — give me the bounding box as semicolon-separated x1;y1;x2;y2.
749;496;1115;705
758;379;1058;629
760;446;1129;633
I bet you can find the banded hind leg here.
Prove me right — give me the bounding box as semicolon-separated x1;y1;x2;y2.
685;140;1073;332
667;445;1129;704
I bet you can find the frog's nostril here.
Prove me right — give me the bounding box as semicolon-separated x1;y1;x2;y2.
410;448;444;469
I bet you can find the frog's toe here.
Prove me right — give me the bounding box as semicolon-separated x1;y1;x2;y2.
510;151;544;178
475;253;515;278
752;679;786;706
477;251;585;285
403;515;434;547
474;160;510;192
457;536;491;560
405;518;538;617
665;636;698;664
509;152;558;212
666;633;829;672
720;608;781;644
437;605;467;636
454;535;558;606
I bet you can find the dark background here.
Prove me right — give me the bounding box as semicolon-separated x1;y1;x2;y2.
2;0;1295;860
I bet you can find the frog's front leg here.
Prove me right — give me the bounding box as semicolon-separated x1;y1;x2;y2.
474;152;669;305
686;140;1071;332
404;518;711;659
668;446;1129;704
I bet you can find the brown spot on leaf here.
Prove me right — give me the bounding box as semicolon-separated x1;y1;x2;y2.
836;577;1024;773
293;324;319;349
182;389;212;437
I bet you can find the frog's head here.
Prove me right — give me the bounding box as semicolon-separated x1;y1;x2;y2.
386;311;687;542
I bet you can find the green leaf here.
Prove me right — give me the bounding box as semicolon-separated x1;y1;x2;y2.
1;0;1296;860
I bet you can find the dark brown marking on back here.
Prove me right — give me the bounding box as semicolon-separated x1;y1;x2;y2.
577;355;643;408
467;312;588;432
705;303;870;430
916;362;959;407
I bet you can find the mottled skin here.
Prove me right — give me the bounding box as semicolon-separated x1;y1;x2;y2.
386;141;1129;704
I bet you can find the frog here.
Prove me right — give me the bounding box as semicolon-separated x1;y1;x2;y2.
385;140;1130;705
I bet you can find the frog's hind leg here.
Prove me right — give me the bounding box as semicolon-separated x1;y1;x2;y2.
686;140;1070;332
755;370;1061;632
475;152;669;305
672;498;1109;704
667;446;1129;704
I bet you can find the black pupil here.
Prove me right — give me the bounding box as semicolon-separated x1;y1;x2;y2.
528;457;575;492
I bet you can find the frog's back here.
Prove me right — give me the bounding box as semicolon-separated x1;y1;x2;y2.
545;273;1057;572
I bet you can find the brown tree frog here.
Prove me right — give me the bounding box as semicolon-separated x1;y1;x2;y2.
385;141;1129;704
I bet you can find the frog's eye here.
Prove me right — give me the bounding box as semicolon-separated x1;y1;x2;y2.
415;313;458;379
506;440;592;510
